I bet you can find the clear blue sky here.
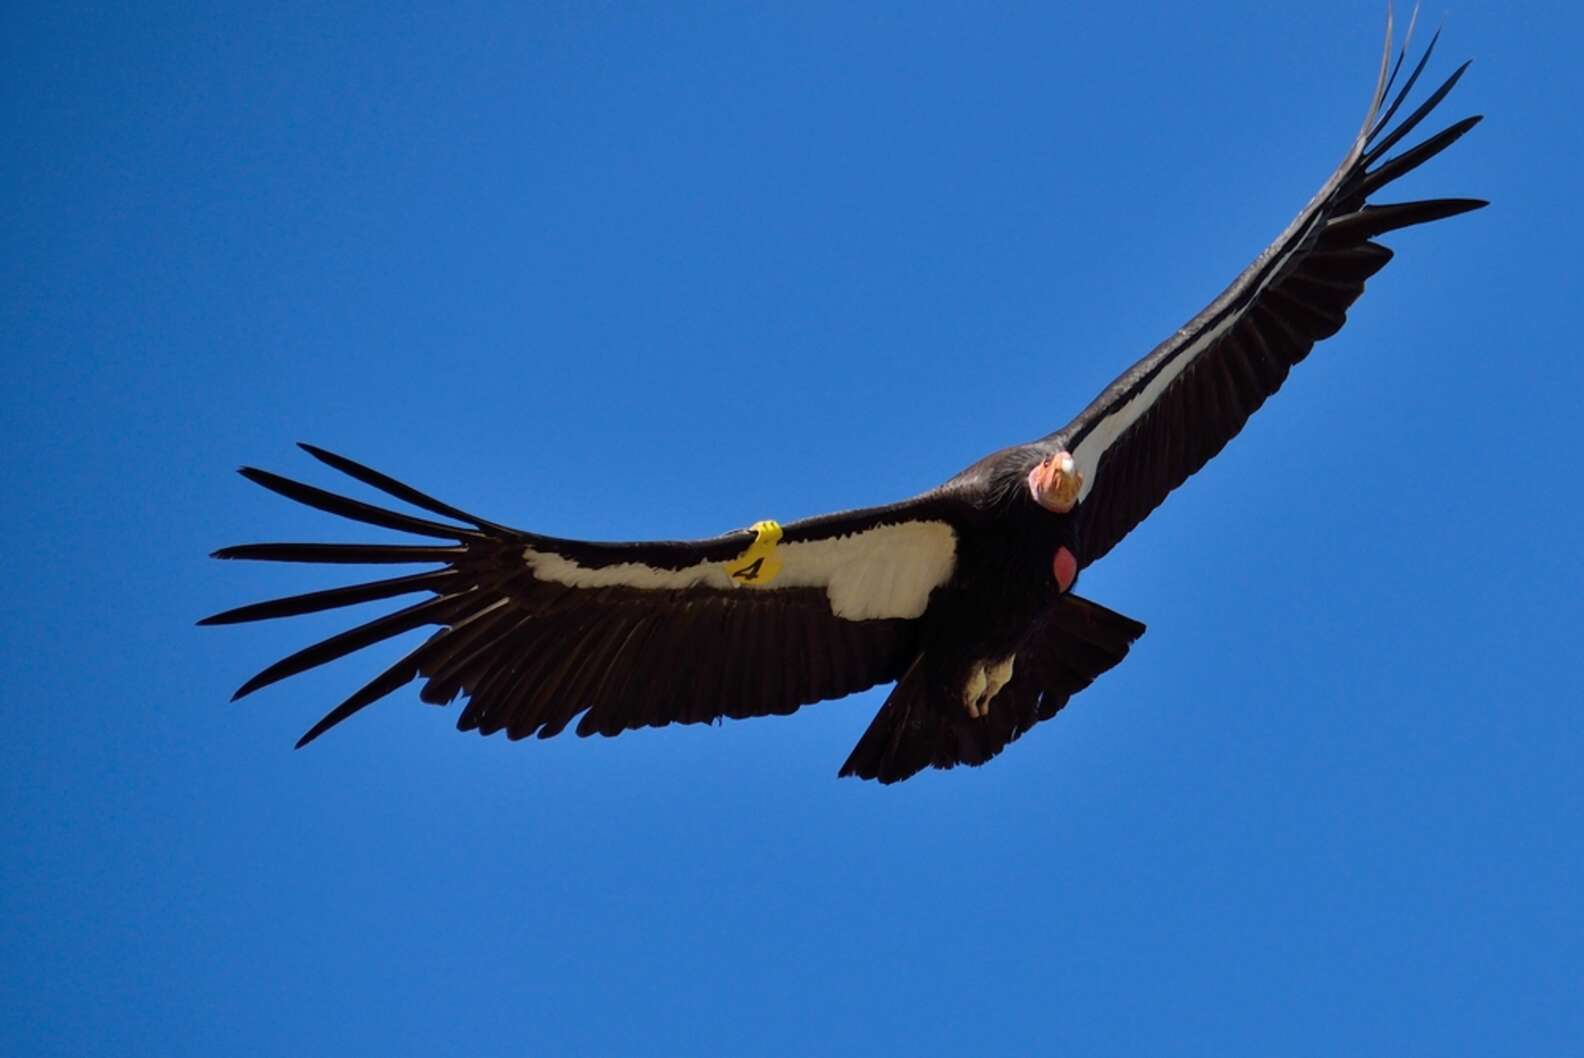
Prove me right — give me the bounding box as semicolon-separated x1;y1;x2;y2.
4;3;1579;1054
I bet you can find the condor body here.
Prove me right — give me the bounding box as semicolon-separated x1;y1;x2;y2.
206;18;1485;783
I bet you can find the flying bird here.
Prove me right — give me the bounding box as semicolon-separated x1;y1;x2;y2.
205;19;1484;783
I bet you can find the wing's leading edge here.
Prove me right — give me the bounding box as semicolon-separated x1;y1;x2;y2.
203;445;963;747
1052;17;1485;565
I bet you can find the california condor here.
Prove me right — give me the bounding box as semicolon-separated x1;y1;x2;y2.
205;18;1484;783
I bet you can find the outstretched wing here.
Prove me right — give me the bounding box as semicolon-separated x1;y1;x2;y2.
1051;19;1485;566
203;445;964;747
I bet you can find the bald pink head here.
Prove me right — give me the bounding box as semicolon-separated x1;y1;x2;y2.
1028;451;1082;514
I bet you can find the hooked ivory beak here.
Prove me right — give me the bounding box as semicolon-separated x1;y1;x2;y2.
1028;451;1082;514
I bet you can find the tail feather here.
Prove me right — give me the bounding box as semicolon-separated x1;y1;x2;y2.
839;595;1145;784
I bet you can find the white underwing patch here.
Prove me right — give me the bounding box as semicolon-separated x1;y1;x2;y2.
1070;218;1327;503
522;520;958;622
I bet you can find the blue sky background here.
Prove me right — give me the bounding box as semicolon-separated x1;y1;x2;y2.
4;2;1580;1054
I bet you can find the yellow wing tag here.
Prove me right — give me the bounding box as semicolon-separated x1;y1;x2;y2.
724;520;784;587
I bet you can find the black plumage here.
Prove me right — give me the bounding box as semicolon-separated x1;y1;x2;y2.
207;19;1484;782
